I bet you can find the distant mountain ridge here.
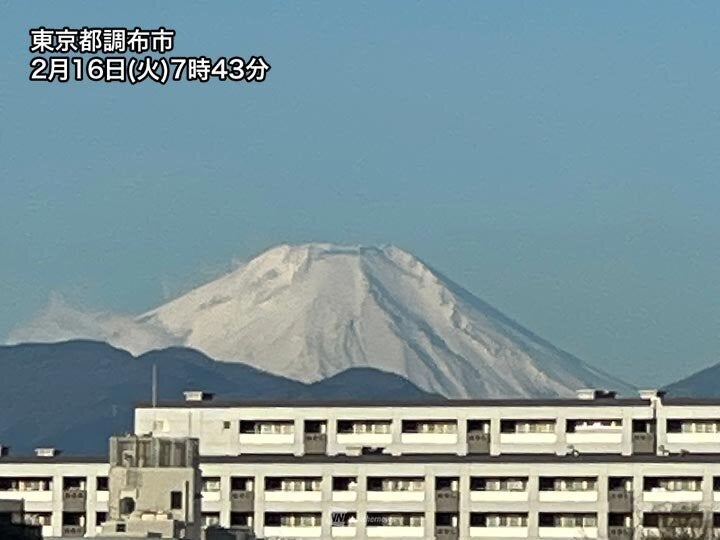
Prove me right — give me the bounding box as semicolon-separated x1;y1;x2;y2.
0;340;435;453
10;243;634;398
664;361;720;397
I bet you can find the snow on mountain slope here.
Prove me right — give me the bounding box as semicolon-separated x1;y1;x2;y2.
130;243;632;397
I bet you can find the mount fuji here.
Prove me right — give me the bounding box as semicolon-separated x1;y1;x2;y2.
10;243;633;398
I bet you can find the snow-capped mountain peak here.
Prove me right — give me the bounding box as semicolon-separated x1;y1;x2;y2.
133;243;631;397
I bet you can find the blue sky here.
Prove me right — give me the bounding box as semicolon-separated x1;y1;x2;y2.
1;1;719;385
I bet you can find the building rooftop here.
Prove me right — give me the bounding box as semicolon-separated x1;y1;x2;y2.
134;396;720;408
0;454;107;464
3;453;717;465
202;452;720;464
137;397;649;408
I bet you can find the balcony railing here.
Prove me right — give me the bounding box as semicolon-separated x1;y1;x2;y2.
608;490;633;512
230;489;254;511
62;525;85;537
435;490;459;511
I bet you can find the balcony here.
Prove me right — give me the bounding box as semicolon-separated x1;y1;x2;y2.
608;526;633;540
367;490;425;502
366;525;425;538
367;478;425;503
643;477;703;503
265;490;322;503
304;433;327;455
435;478;459;511
400;420;458;445
62;488;87;511
332;477;358;502
230;490;254;511
62;525;86;537
366;514;424;537
332;491;357;502
265;478;322;503
304;420;327;455
331;525;358;537
0;489;53;503
632;420;655;454
539;514;597;539
264;526;322;538
643;489;703;503
539;526;598;538
565;419;623;446
264;513;322;538
331;512;357;537
608;488;633;513
666;420;720;447
435;525;459;539
467;432;491;454
470;477;528;503
239;420;295;446
499;420;557;446
436;490;459;512
539;478;598;503
469;526;529;538
0;477;53;503
336;420;393;446
470;513;528;538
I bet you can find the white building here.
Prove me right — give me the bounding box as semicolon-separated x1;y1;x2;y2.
3;389;720;539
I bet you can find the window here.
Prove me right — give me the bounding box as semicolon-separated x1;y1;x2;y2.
23;513;51;526
265;477;321;492
202;513;220;527
338;420;392;434
644;477;703;492
366;513;424;527
667;419;720;433
170;491;182;510
467;420;491;433
304;420;326;434
231;477;254;491
223;421;231;429
501;420;555;433
202;477;221;492
0;477;52;492
436;477;459;491
265;513;321;527
96;477;109;491
402;420;457;434
471;477;527;492
333;477;358;491
240;420;294;435
540;477;597;492
539;513;597;528
567;419;622;432
231;512;252;526
367;477;424;492
517;421;555;433
485;514;528;527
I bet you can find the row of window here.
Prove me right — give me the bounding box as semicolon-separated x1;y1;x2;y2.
203;511;720;529
199;475;713;493
16;512;107;527
0;477;108;492
186;418;720;435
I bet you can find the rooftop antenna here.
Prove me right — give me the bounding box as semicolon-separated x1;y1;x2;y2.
152;364;158;408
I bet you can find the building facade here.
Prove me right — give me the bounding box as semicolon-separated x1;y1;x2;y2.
3;389;720;539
